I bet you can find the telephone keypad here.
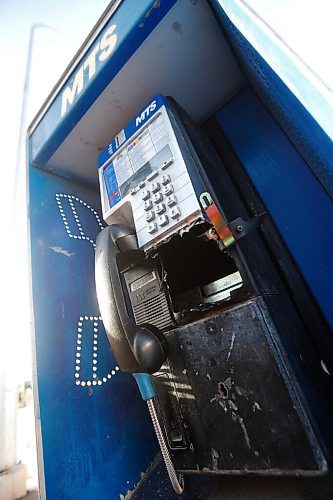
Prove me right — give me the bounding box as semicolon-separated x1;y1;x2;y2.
166;194;177;207
145;210;155;222
152;192;163;204
156;203;166;214
163;184;173;196
150;182;160;193
147;222;158;233
161;173;171;185
137;165;194;242
141;189;150;200
158;214;168;227
170;206;181;219
143;200;153;211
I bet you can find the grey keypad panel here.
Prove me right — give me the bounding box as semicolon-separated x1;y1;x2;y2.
130;156;202;249
101;105;203;250
132;161;181;238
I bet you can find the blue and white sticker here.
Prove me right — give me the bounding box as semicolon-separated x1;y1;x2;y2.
98;94;168;168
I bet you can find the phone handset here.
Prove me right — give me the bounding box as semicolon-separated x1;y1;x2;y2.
95;223;167;374
95;224;184;494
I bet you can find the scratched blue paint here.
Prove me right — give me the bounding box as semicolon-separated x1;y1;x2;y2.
29;165;158;499
212;1;333;329
216;88;333;330
30;0;177;168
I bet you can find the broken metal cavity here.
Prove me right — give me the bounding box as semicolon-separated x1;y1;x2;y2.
202;271;243;303
144;216;208;255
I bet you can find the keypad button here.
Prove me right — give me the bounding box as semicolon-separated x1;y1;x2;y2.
143;200;153;211
161;173;171;185
150;181;160;193
155;203;166;215
163;184;173;196
147;222;158;233
170;206;181;219
141;189;150;200
141;189;150;201
161;158;174;170
145;210;155;222
152;192;163;203
138;181;145;189
158;214;169;227
166;194;177;207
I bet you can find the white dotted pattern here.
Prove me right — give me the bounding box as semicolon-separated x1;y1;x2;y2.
75;316;119;387
56;194;104;248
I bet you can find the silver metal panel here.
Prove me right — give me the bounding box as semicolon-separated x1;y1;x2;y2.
46;0;244;187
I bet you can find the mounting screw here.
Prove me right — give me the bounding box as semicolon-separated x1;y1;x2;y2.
208;228;218;240
236;225;243;233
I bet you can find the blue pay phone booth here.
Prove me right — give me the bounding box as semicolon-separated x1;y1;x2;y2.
28;1;333;499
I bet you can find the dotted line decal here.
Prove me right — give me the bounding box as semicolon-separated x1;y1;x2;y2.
75;316;119;387
56;194;104;248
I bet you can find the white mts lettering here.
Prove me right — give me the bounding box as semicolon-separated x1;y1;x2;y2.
61;25;117;117
83;44;100;78
136;111;146;127
99;24;117;62
61;66;84;116
135;101;157;126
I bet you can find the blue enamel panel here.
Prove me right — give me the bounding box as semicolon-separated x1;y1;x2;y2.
30;0;176;168
212;0;333;200
216;88;333;329
29;165;158;499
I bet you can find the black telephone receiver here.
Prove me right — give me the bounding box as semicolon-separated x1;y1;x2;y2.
95;223;168;375
95;223;184;494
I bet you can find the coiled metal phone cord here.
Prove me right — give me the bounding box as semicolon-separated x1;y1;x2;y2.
147;398;184;495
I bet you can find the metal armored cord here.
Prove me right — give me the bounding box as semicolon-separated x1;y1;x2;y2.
147;398;184;495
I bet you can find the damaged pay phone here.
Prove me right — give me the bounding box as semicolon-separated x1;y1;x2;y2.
95;95;327;492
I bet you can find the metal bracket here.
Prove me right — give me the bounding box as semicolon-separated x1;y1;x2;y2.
199;191;266;247
199;192;235;247
229;213;266;241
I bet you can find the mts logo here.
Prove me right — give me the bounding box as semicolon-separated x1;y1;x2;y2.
61;25;117;117
135;100;157;127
